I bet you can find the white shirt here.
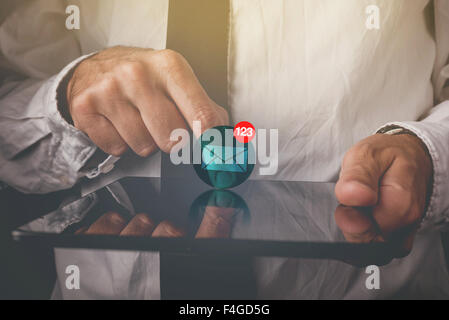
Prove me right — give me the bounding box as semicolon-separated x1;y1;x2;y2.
1;0;449;299
1;0;449;223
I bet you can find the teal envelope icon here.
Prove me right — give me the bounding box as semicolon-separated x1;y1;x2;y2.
202;145;247;173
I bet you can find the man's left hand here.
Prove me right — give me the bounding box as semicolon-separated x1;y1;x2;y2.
335;133;433;254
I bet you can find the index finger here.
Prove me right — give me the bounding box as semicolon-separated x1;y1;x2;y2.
155;50;229;135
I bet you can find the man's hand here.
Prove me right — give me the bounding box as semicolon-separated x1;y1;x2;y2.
334;133;433;254
65;46;228;157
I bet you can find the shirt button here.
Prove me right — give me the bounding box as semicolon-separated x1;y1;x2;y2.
102;164;115;174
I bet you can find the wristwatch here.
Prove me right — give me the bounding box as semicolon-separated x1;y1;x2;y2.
377;125;418;137
378;125;432;159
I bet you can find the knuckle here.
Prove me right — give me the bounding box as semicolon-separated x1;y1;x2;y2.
157;49;184;65
382;145;403;158
342;142;380;177
155;49;187;73
342;149;355;166
159;138;180;154
98;75;120;95
70;93;95;115
119;60;145;79
215;105;230;125
194;104;219;128
106;143;128;157
136;144;157;157
353;142;376;161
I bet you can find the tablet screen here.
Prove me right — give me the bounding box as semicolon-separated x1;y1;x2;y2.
16;177;341;241
12;171;402;265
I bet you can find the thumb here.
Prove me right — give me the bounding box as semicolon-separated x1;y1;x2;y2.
335;142;392;207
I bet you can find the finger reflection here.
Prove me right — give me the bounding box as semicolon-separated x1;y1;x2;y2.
120;213;157;236
189;189;249;239
152;220;186;238
195;206;236;238
75;189;249;240
333;204;412;266
84;211;128;235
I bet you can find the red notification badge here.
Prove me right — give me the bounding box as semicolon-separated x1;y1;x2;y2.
234;121;256;143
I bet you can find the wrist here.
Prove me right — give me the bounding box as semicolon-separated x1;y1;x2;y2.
56;52;98;126
56;67;76;125
377;125;432;163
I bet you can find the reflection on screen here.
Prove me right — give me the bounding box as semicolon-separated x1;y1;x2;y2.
17;177;345;243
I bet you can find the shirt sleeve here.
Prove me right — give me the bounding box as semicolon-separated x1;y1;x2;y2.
433;0;449;103
377;100;449;229
0;0;98;193
0;54;99;194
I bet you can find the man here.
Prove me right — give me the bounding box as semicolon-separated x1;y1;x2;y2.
1;0;449;253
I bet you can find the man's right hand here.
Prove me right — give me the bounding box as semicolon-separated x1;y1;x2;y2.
65;46;229;157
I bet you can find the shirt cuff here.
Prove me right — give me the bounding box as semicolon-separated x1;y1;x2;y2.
376;104;449;229
43;52;102;181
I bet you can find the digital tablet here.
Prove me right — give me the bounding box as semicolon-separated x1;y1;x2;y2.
9;161;403;266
